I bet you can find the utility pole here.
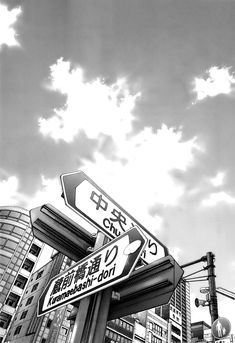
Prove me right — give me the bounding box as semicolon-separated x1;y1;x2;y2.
206;252;219;324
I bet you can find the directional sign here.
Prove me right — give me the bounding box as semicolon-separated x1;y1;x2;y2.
212;317;231;340
60;171;168;264
38;226;147;316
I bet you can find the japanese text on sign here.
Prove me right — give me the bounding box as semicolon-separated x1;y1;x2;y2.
42;231;143;313
75;182;162;263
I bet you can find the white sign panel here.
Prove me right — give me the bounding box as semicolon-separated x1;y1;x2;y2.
38;227;147;316
61;171;168;264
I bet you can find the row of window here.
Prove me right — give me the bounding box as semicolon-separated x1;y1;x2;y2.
13;317;53;337
0;209;29;224
148;321;163;336
112;318;134;332
148;332;162;343
106;329;132;343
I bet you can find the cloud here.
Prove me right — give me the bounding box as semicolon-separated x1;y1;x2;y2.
210;172;225;187
39;58;140;143
0;3;22;48
0;176;28;206
193;66;235;102
80;125;200;222
201;191;235;207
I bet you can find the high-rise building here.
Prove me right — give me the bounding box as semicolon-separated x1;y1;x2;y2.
155;279;191;343
133;309;168;343
5;252;73;343
0;206;44;343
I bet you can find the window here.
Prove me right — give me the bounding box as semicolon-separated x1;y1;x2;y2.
22;258;34;272
29;244;41;257
10;211;21;219
20;214;29;223
20;311;27;320
6;293;20;308
14;275;27;289
36;270;44;280
41;339;46;343
31;283;39;292
61;327;68;336
26;296;33;306
46;319;52;328
14;325;22;335
0;312;12;329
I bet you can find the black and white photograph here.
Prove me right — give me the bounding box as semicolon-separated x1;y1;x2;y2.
1;1;235;342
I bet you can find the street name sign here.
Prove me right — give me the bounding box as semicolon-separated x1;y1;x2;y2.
38;226;147;316
60;171;168;264
212;317;231;340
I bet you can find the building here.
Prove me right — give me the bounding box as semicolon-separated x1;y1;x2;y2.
191;321;212;343
0;207;44;343
155;279;191;343
133;309;168;343
5;252;73;343
105;316;135;343
156;305;182;343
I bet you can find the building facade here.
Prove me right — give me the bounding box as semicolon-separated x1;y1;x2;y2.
5;252;73;343
105;316;135;343
155;279;191;343
133;309;168;343
0;206;44;343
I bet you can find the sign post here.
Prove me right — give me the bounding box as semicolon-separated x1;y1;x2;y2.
38;227;147;316
61;171;168;264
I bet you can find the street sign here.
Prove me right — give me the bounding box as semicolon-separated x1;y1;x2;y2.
212;317;231;340
30;204;95;261
108;254;184;320
38;226;147;316
60;171;168;264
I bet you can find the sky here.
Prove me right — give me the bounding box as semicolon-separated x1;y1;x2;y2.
1;0;235;333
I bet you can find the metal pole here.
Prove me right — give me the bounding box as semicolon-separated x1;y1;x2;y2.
180;255;207;268
206;252;219;324
70;232;111;343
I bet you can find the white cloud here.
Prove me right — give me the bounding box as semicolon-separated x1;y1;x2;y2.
80;125;200;227
39;58;140;143
0;176;28;206
0;3;22;48
37;59;201;238
193;66;235;102
210;171;225;187
202;191;235;207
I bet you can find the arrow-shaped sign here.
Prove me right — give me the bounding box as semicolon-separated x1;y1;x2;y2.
60;171;168;264
38;226;147;316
